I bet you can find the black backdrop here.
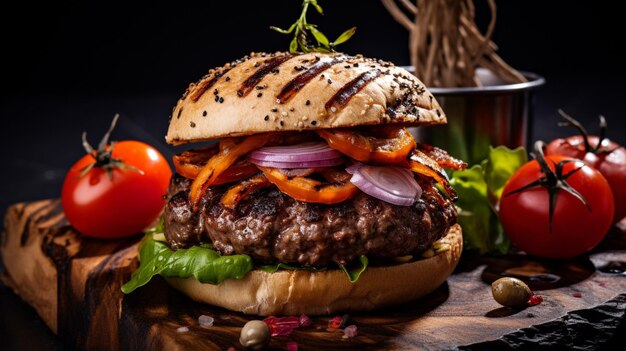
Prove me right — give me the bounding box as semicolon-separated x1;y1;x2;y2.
1;0;625;221
1;1;625;349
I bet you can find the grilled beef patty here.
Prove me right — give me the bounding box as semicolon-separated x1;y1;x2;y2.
164;174;457;267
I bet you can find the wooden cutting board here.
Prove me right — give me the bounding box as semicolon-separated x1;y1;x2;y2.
2;199;625;350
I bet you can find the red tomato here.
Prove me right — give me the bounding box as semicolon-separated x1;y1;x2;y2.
62;141;172;238
499;155;614;258
546;136;626;223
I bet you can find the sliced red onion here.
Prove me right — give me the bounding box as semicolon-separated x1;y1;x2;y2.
248;142;342;162
247;156;344;169
345;163;362;174
349;165;422;206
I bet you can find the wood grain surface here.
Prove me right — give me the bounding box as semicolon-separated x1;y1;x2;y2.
2;199;625;350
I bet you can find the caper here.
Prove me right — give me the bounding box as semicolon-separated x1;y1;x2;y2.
491;277;532;308
240;320;270;350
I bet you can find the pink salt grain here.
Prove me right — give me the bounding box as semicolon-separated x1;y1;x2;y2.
343;325;358;338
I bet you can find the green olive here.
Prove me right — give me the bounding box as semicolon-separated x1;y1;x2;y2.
491;277;532;308
240;320;270;350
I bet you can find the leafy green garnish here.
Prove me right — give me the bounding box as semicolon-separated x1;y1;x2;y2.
271;0;356;54
121;234;253;294
122;227;371;293
259;263;327;273
449;146;527;254
339;255;368;283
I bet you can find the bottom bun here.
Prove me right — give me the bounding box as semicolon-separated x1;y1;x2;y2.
167;224;462;316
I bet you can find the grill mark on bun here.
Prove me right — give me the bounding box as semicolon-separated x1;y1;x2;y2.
277;56;349;104
325;69;382;110
237;54;294;97
190;69;232;102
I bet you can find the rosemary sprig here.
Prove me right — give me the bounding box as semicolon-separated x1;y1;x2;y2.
270;0;356;54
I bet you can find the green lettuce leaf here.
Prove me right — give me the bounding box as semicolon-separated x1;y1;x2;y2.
484;146;528;200
121;235;253;294
449;146;527;254
258;263;327;273
122;230;370;293
339;255;369;283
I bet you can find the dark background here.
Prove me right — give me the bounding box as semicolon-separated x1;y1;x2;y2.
1;1;625;349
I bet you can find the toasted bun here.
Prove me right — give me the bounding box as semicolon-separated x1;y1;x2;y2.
166;224;461;316
166;52;446;145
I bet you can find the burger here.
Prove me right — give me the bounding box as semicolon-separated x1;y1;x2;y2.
122;52;465;316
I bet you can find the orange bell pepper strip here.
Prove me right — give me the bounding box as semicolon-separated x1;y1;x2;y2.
220;173;272;209
317;126;416;164
189;134;274;209
173;145;218;179
257;166;358;204
173;147;259;184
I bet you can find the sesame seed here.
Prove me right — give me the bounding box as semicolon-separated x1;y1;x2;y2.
327;78;332;84
219;97;224;103
257;93;263;97
190;121;196;128
202;111;207;117
214;95;219;102
330;106;337;112
281;111;288;116
225;76;231;81
264;115;269;121
305;100;311;106
311;120;317;126
280;121;284;126
213;89;218;95
271;108;278;112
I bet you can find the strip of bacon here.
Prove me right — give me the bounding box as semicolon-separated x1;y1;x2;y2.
407;149;458;201
416;143;467;170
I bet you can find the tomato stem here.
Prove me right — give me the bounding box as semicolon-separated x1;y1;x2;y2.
79;114;142;180
557;109;613;155
504;141;590;233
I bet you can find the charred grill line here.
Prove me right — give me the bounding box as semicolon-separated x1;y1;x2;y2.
190;69;232;102
325;69;383;111
237;54;294;97
277;56;349;104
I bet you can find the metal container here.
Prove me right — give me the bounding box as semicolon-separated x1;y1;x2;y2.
412;68;545;164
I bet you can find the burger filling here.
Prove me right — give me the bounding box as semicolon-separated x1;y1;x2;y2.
164;127;465;268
